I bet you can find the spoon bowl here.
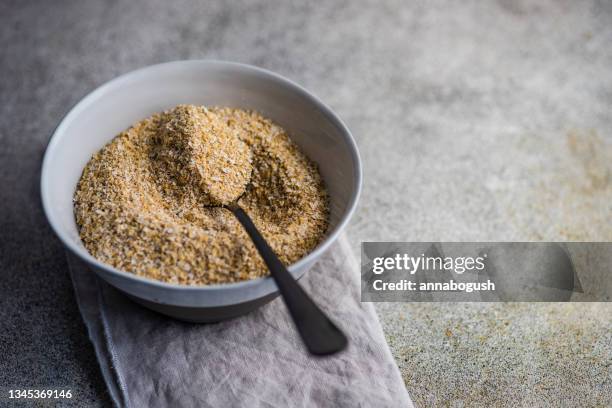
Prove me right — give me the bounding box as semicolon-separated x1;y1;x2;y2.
41;60;362;323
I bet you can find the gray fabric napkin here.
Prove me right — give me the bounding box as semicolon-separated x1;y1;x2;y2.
67;235;413;408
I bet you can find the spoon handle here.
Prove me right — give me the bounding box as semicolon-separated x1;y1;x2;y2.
229;205;348;356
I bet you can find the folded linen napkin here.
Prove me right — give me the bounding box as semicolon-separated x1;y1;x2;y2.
68;235;413;408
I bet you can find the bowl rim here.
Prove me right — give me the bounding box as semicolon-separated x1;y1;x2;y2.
40;60;362;292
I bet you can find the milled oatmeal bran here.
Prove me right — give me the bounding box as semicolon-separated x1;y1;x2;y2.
73;105;329;285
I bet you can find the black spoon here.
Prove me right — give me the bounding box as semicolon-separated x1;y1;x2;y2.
166;108;347;356
227;202;348;356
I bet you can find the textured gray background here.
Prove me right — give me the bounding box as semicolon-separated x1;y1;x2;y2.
1;0;611;406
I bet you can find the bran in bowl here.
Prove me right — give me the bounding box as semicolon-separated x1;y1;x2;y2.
73;105;329;285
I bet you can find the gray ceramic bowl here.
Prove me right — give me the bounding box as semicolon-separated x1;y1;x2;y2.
41;60;361;322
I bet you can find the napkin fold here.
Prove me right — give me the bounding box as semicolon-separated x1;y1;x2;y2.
68;235;413;407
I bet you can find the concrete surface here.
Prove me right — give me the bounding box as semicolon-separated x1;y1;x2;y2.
1;0;610;406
